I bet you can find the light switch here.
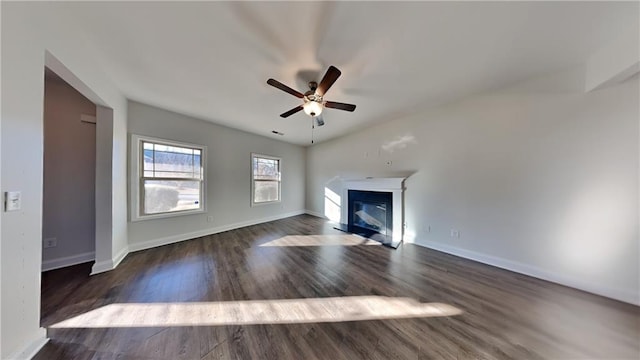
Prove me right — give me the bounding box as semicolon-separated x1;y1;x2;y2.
5;191;21;211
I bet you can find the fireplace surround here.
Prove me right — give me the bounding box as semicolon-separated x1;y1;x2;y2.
336;177;406;248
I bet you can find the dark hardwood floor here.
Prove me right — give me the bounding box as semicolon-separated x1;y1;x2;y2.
36;215;639;359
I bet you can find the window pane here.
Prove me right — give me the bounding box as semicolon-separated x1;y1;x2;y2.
154;149;195;177
254;181;279;203
144;142;201;179
144;180;201;214
143;147;154;172
253;157;279;181
194;153;202;178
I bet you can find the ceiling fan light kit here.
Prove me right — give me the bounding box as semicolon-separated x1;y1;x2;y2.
303;100;323;116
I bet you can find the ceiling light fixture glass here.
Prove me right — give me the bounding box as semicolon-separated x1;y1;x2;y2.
303;101;323;117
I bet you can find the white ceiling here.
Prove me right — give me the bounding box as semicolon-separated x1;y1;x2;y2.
54;1;637;145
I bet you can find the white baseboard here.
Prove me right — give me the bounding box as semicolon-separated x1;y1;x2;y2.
42;251;95;272
90;245;129;275
128;210;306;253
414;239;640;306
5;327;48;360
112;245;129;268
91;259;112;275
304;209;327;219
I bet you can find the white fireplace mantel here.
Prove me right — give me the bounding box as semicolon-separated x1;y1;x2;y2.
341;177;406;246
342;177;405;192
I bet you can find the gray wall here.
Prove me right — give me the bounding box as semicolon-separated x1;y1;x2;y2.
127;101;306;250
42;72;96;270
306;68;639;305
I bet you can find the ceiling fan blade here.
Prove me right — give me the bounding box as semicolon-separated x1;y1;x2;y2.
280;105;304;118
316;65;341;97
267;79;304;98
324;101;356;112
315;114;325;127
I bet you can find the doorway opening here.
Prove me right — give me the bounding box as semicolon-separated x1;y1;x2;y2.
42;68;97;272
40;51;115;327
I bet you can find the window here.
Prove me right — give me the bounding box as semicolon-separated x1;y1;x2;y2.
251;154;281;205
131;135;206;221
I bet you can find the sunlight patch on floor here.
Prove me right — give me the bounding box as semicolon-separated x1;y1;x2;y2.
259;234;382;247
50;296;462;328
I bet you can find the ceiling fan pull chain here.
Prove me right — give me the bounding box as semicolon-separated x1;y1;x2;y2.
311;117;315;144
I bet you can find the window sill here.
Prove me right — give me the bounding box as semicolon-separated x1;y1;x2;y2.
251;200;282;207
130;208;205;222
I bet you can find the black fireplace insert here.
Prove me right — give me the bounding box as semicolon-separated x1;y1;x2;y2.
334;190;395;247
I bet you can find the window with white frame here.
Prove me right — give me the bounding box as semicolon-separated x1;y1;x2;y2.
251;154;281;205
131;134;206;220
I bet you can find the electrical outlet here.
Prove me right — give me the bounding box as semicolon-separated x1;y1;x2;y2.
207;215;214;223
44;237;57;248
450;229;460;238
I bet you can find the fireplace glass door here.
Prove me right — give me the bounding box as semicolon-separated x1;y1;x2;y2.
347;190;393;238
352;200;388;235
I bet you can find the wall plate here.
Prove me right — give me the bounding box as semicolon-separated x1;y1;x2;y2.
5;191;21;211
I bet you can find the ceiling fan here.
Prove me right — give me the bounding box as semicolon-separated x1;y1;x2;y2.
267;65;356;127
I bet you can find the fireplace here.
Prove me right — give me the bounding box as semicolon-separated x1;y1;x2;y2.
348;190;392;236
335;177;406;248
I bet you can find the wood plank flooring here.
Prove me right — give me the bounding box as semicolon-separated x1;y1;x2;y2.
36;215;639;359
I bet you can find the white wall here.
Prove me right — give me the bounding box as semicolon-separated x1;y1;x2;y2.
42;74;96;270
127;101;306;250
306;68;639;305
0;4;3;355
1;2;128;358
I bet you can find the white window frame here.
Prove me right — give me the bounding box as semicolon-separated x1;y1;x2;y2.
251;153;282;206
130;134;207;221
